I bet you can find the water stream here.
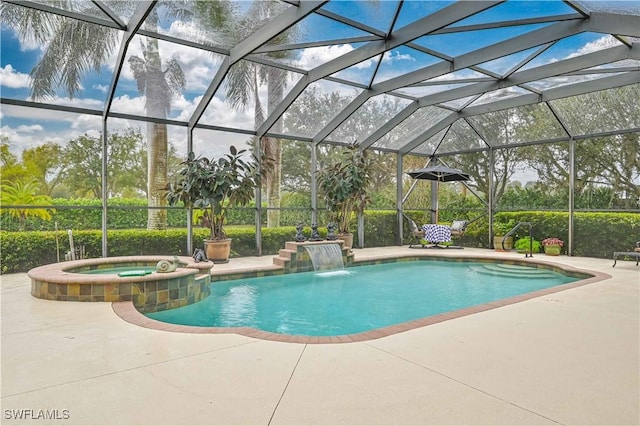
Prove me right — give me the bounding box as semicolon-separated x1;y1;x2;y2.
303;243;345;272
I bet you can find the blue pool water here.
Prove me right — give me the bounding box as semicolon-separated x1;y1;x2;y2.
81;266;155;275
147;260;580;336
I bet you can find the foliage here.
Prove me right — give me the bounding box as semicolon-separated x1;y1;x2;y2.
165;146;261;241
492;220;516;236
316;142;372;234
0;179;54;230
60;130;147;198
2;211;638;273
515;237;541;253
0;198;188;231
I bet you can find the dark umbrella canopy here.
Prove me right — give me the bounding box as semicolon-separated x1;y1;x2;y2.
407;164;470;182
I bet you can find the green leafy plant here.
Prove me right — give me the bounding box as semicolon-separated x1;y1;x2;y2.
316;142;372;235
165;146;262;241
493;220;516;236
515;236;541;253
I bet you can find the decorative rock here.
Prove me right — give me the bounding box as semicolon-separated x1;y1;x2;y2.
156;256;179;273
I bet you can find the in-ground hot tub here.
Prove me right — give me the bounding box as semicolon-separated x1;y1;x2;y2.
28;256;214;313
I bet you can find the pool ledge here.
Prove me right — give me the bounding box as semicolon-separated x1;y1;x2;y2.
112;258;610;344
28;256;214;310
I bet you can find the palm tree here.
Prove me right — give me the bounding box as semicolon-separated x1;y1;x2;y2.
128;8;185;230
225;0;293;228
0;179;53;230
0;1;230;230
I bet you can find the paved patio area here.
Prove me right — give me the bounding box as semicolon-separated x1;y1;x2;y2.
2;247;638;425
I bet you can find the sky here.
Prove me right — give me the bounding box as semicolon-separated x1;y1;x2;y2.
0;0;636;173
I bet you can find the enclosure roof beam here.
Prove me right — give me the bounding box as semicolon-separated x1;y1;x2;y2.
188;1;327;130
358;103;420;149
397;72;639;156
91;0;126;29
348;43;633;150
398;113;459;155
585;12;640;38
253;35;381;54
103;1;156;118
3;0;124;29
461;71;640;118
256;1;502;138
313;18;587;150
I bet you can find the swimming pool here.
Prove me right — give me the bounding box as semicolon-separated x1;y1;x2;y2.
147;260;584;336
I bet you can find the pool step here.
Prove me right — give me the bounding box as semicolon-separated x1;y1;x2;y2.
471;263;557;278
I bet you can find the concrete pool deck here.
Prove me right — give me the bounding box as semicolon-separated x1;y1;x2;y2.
1;247;639;425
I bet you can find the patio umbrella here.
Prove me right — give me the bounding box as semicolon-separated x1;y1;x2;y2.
407;164;470;182
407;165;469;223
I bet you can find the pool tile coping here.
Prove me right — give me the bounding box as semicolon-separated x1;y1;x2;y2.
112;253;611;344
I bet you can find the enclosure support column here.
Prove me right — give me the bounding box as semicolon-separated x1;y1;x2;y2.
311;142;318;226
568;138;575;256
101;119;108;257
186;129;194;255
430;157;438;224
397;153;404;245
255;137;263;256
488;148;495;248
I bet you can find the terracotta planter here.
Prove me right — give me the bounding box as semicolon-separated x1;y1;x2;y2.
338;233;354;250
544;244;561;256
493;236;513;251
204;239;232;263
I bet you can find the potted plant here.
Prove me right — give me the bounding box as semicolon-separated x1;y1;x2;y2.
514;236;541;254
493;220;515;251
542;237;564;256
165;146;261;263
316;142;372;249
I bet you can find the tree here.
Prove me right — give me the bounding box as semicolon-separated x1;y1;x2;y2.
0;1;231;229
128;7;185;230
225;0;293;228
21;142;63;196
60;129;149;198
0;179;53;230
0;137;29;185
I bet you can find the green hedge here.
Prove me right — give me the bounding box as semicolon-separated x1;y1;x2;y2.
2;210;638;274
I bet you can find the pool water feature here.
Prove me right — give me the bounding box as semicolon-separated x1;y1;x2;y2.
147;259;584;336
303;243;345;271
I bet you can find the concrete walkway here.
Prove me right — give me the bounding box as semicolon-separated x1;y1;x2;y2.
1;247;638;425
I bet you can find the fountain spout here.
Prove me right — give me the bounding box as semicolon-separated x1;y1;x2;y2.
303;243;345;271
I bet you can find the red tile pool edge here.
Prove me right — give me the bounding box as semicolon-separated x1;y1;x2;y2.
111;264;611;344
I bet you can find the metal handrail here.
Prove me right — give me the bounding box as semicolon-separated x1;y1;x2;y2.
502;221;534;258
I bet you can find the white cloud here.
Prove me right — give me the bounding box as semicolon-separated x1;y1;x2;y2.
293;44;377;70
381;50;415;64
567;35;619;59
0;64;32;88
93;84;109;93
16;124;43;133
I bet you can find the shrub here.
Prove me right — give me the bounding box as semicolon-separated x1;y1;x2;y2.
2;210;638;274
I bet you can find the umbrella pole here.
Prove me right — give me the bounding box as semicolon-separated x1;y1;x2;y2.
431;180;439;224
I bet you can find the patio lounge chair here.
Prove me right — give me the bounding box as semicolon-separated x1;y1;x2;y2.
405;216;467;249
405;216;426;248
612;241;640;267
450;220;468;237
